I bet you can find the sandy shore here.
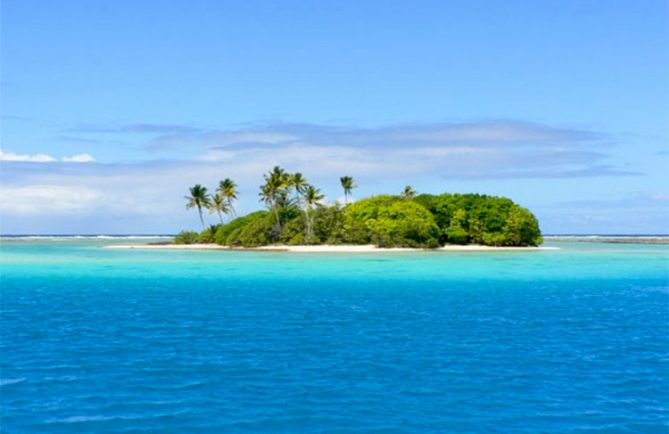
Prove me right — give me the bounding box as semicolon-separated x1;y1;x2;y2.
106;243;557;252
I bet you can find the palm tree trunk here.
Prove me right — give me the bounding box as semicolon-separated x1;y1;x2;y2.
217;210;223;224
198;207;205;228
273;206;282;240
308;214;315;241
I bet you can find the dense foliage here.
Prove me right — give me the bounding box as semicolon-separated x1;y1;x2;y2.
213;211;270;247
414;193;542;246
341;196;440;248
174;230;200;244
185;193;541;248
182;166;541;248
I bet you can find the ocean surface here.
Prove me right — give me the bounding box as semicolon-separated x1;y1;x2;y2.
1;238;668;433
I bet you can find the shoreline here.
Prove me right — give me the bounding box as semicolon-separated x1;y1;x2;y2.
105;243;558;252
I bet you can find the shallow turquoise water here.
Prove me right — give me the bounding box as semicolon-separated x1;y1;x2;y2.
1;239;668;433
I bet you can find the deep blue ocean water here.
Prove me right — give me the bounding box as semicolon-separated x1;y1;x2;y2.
1;239;668;433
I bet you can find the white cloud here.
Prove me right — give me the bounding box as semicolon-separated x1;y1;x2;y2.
61;153;96;163
389;122;593;143
0;149;57;163
107;120;626;179
0;149;95;163
0;185;102;215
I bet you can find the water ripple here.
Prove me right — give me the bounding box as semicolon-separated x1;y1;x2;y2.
2;241;668;432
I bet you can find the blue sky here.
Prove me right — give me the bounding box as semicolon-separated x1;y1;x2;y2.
1;0;667;234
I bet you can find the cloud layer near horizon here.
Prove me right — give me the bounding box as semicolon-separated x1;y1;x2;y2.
1;120;665;234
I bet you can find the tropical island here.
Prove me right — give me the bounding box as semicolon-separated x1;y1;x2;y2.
174;166;543;249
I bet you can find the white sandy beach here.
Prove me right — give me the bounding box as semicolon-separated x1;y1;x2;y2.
106;244;557;252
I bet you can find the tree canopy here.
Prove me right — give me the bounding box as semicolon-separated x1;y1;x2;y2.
181;168;542;248
414;193;542;246
341;195;440;248
191;193;541;248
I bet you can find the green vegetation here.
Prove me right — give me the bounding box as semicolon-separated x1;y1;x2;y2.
414;193;542;246
181;167;542;248
184;184;211;228
174;230;200;244
209;194;229;224
186;178;238;227
340;176;356;205
341;196;440;248
213;211;269;246
401;185;417;200
217;178;238;218
258;166;293;239
302;185;325;242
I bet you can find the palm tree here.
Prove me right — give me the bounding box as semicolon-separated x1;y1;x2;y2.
302;184;324;241
208;193;229;224
185;184;212;228
259;166;291;237
217;178;238;218
290;172;308;203
340;176;356;205
259;166;288;208
402;185;417;199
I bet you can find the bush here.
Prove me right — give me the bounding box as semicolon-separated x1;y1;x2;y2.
342;195;440;248
198;225;220;243
217;211;274;247
502;205;543;246
232;214;273;247
174;230;199;244
445;209;468;244
269;206;346;246
214;211;268;245
415;193;542;246
278;215;306;244
313;205;345;244
286;232;306;245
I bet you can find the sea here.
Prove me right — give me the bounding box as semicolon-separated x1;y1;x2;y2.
1;236;668;433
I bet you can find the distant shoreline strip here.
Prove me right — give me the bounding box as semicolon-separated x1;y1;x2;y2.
2;235;667;245
104;244;558;253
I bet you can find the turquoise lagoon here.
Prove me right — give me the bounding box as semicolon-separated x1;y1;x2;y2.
1;238;668;432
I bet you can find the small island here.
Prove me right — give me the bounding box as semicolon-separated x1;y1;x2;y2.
174;166;543;250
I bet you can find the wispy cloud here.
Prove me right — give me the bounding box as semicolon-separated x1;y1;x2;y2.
64;119;627;179
0;149;57;163
61;153;95;163
0;185;102;214
187;122;627;179
70;119;601;147
0;149;96;163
